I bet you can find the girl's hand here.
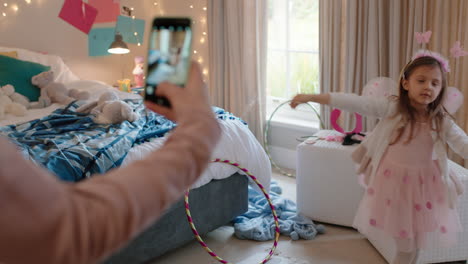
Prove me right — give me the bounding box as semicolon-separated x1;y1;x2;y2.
290;94;314;109
290;93;330;108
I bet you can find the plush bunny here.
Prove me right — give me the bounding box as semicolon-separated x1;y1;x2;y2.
0;84;30;108
31;70;90;108
0;85;27;119
76;90;139;124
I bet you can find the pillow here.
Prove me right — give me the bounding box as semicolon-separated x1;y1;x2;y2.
0;46;80;83
0;55;51;101
0;51;18;58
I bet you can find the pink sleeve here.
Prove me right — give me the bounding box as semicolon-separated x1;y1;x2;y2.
0;112;220;264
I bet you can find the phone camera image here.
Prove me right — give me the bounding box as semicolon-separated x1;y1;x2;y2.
145;18;192;107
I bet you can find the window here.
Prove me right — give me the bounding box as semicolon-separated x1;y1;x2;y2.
266;0;320;129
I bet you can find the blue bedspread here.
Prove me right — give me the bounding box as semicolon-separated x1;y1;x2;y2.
0;100;176;182
0;100;245;182
0;100;242;182
0;100;176;181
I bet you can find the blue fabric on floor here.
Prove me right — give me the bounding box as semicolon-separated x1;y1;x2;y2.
233;180;326;241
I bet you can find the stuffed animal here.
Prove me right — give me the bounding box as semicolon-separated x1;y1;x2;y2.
0;85;28;119
132;56;145;87
0;84;30;108
31;70;90;108
76;91;139;124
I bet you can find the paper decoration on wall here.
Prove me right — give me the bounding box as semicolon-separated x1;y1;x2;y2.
116;15;145;44
88;27;115;56
88;0;120;23
58;0;98;34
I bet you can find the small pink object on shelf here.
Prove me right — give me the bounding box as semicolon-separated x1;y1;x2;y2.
133;56;145;87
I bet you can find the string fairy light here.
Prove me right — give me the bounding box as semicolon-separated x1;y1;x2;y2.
149;1;208;79
183;2;209;79
125;5;142;46
1;0;33;19
153;0;164;15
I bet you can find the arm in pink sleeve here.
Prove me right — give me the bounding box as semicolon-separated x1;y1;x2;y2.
0;112;220;264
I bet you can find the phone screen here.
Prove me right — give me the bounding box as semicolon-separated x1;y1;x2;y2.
145;18;192;106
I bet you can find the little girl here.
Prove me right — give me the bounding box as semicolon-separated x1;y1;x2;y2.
290;53;468;264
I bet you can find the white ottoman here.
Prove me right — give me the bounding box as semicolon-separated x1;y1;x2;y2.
296;130;364;227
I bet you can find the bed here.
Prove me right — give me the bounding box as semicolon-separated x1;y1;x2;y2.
0;46;272;263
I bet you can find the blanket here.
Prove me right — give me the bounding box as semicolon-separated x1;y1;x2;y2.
233;180;326;241
0;100;240;182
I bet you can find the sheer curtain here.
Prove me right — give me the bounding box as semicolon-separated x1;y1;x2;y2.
427;0;468;166
319;0;427;131
320;0;467;166
207;0;267;142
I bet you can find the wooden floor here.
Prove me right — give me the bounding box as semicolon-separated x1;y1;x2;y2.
150;170;467;264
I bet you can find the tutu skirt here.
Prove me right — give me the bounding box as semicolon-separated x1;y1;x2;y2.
353;123;462;252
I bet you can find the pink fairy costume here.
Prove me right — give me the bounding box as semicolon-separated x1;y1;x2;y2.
353;122;462;252
332;41;468;252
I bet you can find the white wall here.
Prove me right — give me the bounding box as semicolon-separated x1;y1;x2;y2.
0;0;208;85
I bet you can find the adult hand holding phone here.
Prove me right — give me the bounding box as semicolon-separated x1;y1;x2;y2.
145;62;213;124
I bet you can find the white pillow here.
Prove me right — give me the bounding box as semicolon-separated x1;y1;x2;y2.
0;46;80;83
65;80;141;100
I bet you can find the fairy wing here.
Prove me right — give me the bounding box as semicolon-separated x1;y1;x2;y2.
443;86;464;115
362;77;398;98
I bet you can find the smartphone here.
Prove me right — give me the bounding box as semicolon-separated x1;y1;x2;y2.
145;17;192;107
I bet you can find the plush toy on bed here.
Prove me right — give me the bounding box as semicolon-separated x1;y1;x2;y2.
76;90;139;124
30;70;90;108
0;84;28;119
0;84;30;108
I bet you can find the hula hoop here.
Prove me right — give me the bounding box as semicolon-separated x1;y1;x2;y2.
184;159;280;264
263;100;324;177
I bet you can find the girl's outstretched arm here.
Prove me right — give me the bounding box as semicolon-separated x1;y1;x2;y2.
291;92;392;118
290;94;330;108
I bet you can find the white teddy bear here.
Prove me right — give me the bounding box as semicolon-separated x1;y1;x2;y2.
0;84;30;108
76;91;139;124
31;70;90;108
0;84;28;119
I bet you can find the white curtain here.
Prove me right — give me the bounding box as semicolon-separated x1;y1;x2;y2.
320;0;467;166
427;0;468;167
207;0;267;143
320;0;427;131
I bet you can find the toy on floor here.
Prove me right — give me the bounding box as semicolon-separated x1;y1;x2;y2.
31;70;90;108
185;159;280;264
76;91;139;124
0;84;28;119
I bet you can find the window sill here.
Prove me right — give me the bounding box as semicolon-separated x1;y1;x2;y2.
267;116;320;133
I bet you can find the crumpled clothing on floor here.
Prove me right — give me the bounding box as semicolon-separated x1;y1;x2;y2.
233;180;326;241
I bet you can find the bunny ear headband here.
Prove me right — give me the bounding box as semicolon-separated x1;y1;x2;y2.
362;30;466;115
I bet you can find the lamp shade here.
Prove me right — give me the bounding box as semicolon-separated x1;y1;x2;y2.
108;33;130;54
